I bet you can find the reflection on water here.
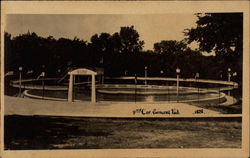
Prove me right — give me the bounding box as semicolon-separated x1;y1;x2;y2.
145;95;154;102
28;87;218;103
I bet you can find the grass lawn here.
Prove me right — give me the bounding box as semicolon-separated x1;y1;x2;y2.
4;115;241;150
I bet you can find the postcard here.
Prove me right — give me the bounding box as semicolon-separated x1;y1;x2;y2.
1;1;249;158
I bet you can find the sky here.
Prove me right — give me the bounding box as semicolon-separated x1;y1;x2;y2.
6;14;199;51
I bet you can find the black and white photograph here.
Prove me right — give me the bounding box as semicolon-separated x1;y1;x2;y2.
1;1;249;158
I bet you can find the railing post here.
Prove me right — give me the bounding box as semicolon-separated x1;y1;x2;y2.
68;74;73;102
91;74;96;103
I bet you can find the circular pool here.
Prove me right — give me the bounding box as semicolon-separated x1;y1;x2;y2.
8;77;237;104
22;84;225;103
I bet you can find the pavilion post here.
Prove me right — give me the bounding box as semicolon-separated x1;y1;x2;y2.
68;74;73;102
91;74;96;103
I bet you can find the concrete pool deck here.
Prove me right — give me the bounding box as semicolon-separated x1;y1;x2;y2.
4;96;241;118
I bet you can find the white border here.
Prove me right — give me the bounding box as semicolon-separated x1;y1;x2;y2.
1;1;249;158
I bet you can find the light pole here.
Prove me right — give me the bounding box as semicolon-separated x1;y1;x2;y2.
124;70;128;76
228;68;231;96
176;68;180;103
18;66;23;97
196;72;200;104
57;69;61;76
145;66;147;85
102;75;104;84
218;71;222;104
160;70;164;85
218;86;220;104
167;80;170;102
232;72;237;104
42;65;45;99
134;74;137;103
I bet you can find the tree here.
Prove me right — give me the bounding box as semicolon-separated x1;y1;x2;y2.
89;33;113;68
154;40;188;54
119;26;144;54
4;32;13;73
90;33;111;53
5;31;90;77
184;13;243;58
184;13;243;90
88;26;145;76
153;40;205;77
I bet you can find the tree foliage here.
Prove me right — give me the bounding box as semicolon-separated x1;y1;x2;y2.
184;13;243;84
119;26;144;54
4;26;145;77
154;40;188;55
4;20;242;86
184;13;243;58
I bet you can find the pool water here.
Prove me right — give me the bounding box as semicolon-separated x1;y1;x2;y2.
27;84;220;103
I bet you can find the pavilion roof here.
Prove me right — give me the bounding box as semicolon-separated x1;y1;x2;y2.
68;68;97;75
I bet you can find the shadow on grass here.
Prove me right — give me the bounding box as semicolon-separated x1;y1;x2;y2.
4;115;111;149
4;115;241;150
